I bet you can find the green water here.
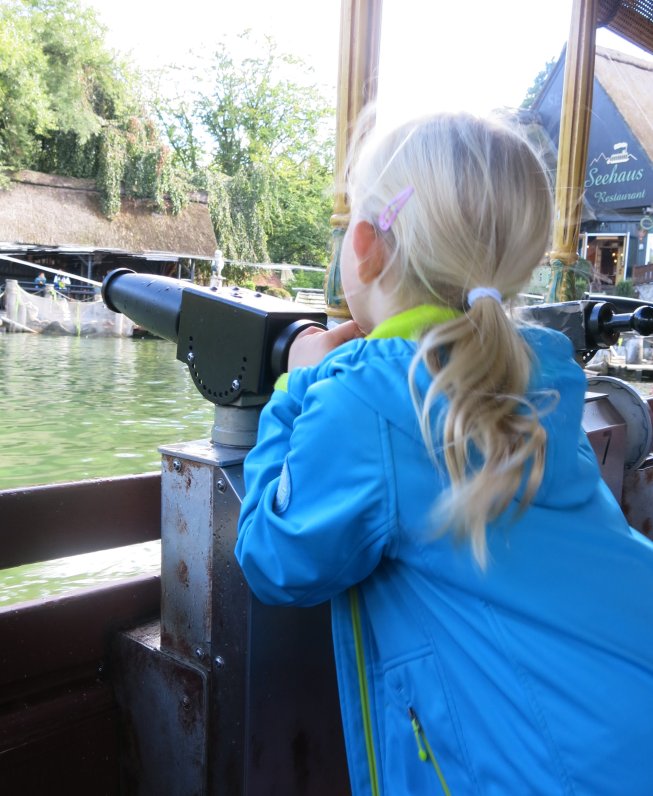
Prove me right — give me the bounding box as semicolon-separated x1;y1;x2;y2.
0;334;213;490
0;333;214;605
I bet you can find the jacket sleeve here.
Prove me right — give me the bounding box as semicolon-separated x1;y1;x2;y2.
235;372;396;606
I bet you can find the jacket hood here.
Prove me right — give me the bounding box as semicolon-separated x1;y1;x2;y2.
320;323;599;510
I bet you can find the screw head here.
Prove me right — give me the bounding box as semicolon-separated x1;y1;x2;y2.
231;379;241;391
172;459;182;472
214;656;225;669
216;478;227;493
187;352;195;363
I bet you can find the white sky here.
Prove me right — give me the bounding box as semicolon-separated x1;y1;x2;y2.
83;0;653;124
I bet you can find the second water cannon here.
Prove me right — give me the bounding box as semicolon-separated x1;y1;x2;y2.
102;268;327;408
519;296;653;360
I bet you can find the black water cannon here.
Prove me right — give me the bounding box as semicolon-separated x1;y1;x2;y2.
586;301;653;347
519;297;653;361
102;268;327;409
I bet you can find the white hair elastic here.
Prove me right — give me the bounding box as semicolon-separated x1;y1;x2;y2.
467;287;503;306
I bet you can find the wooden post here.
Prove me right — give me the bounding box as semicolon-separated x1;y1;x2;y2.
325;0;383;317
548;0;598;301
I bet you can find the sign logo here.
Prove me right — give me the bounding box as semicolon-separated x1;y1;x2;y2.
585;141;645;206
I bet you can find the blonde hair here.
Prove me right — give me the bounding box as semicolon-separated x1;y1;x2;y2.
348;112;553;567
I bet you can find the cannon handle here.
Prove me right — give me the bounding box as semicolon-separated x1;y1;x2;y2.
587;302;653;348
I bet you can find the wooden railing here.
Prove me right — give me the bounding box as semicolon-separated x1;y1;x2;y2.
0;472;162;793
0;471;161;569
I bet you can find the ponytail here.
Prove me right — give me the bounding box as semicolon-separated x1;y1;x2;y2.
410;300;547;568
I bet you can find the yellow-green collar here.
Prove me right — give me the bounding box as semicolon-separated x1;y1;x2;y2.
273;305;460;392
366;304;461;340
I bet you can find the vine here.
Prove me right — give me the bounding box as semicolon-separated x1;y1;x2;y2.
37;131;99;178
207;167;270;264
207;173;239;260
97;125;126;218
93;118;191;219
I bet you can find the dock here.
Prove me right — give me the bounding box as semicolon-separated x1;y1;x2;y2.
608;361;653;379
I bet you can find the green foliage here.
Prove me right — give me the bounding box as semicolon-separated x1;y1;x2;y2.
155;32;335;265
2;8;334;248
0;0;135;168
0;1;54;167
614;278;637;298
97;125;125;217
0;0;191;218
572;257;592;298
154;98;206;188
122;117;190;214
196;36;333;173
29;0;131;138
38;131;100;178
267;153;333;266
521;58;557;109
207;169;268;269
287;268;327;292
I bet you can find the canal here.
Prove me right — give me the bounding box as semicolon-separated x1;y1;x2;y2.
0;334;214;604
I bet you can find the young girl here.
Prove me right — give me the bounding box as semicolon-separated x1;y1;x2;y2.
235;113;653;795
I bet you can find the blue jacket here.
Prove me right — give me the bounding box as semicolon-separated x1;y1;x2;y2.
236;313;653;795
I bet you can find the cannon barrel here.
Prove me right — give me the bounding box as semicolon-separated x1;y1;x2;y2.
102;268;183;343
102;268;327;407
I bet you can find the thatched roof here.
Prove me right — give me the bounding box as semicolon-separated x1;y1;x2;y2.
594;46;653;162
0;171;217;258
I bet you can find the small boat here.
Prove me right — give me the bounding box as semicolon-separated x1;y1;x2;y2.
606;142;632;164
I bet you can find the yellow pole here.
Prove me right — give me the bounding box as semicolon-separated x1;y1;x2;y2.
549;0;598;301
325;0;383;317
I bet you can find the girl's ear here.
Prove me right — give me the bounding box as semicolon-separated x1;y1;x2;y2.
352;221;385;284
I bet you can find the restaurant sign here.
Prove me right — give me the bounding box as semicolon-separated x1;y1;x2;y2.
585;141;647;209
584;81;653;212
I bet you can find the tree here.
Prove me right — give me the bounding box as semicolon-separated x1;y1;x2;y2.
155;33;335;266
0;0;191;217
521;57;557;109
267;153;333;265
0;0;133;171
196;36;333;174
0;1;54;169
207;167;270;263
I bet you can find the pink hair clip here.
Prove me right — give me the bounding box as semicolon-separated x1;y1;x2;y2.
377;186;415;231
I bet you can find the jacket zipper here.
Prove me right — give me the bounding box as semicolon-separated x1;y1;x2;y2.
408;707;452;796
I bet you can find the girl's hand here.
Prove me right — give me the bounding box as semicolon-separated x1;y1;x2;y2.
288;320;365;370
